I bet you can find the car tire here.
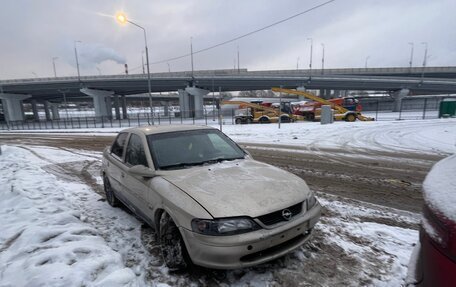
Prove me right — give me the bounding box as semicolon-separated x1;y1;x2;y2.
345;113;357;122
259;117;270;124
103;175;119;207
235;118;242;125
280;115;291;123
159;212;191;270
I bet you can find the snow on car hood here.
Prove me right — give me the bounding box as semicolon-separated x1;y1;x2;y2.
161;159;310;218
423;154;456;222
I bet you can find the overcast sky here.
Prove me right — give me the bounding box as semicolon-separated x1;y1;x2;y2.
1;0;455;80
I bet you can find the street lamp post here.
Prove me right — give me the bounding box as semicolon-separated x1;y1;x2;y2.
321;43;325;74
116;12;154;125
421;42;428;83
237;45;240;74
408;42;414;73
365;56;370;69
307;38;313;78
190;37;194;78
141;51;145;74
52;57;58;78
74;41;81;82
296;57;300;70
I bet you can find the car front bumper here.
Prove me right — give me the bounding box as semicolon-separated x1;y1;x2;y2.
180;202;321;269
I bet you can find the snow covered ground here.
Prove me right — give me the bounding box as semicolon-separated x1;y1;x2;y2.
1;118;455;286
222;118;456;156
4;118;455;155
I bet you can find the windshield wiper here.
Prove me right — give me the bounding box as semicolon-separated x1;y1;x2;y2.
160;162;205;170
200;156;244;165
161;157;244;170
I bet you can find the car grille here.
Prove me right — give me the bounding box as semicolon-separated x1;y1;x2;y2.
257;202;304;226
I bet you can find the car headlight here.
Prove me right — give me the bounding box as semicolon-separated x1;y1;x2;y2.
307;193;317;209
191;217;260;236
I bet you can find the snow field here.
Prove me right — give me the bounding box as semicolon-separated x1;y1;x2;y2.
0;145;422;286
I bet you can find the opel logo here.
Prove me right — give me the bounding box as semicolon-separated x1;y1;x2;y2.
282;209;292;220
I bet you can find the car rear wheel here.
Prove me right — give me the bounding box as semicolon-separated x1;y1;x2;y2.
259;117;270;124
103;175;119;207
235;118;242;124
159;212;191;270
345;113;357;122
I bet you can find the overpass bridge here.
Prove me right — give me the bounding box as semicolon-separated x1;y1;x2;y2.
1;66;456;122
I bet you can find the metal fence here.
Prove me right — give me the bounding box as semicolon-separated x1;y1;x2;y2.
0;109;230;131
360;97;445;121
0;99;449;131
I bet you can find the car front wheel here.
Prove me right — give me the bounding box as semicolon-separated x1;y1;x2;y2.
103;175;119;207
159;212;191;270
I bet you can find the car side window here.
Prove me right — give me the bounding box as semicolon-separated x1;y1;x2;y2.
125;134;148;167
111;132;128;159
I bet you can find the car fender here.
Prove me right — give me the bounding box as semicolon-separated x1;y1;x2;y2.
150;176;213;231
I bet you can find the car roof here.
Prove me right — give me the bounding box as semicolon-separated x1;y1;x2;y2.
120;125;216;136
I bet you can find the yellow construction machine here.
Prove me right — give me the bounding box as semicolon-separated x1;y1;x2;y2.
221;100;299;124
271;87;374;122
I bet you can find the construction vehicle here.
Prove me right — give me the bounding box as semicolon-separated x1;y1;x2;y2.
221;100;297;124
272;87;374;122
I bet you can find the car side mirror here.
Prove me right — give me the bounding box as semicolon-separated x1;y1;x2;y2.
129;165;157;178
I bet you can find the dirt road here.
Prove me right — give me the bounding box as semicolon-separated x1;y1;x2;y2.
0;133;442;212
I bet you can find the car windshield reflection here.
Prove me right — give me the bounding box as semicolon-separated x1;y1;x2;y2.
147;129;246;170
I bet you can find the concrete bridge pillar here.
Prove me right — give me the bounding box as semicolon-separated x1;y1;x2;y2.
324;89;332;100
80;88;114;119
161;101;169;117
0;93;31;122
185;86;210;119
319;89;325;98
296;86;307;101
392;88;410;112
31;100;40;121
51;103;60;120
113;94;121;120
178;89;190;118
43;101;52;121
121;96;128;119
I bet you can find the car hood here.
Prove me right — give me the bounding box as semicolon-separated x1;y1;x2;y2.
161;159;310;218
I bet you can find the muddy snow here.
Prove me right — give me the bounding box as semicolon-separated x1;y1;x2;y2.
2;119;455;286
1;145;421;286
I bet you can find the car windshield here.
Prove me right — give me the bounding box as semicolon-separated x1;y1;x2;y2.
147;129;246;170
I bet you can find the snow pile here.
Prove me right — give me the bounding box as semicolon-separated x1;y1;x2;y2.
0;146;138;286
422;154;456;221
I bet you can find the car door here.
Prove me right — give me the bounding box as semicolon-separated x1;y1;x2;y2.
122;133;153;220
107;132;129;198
